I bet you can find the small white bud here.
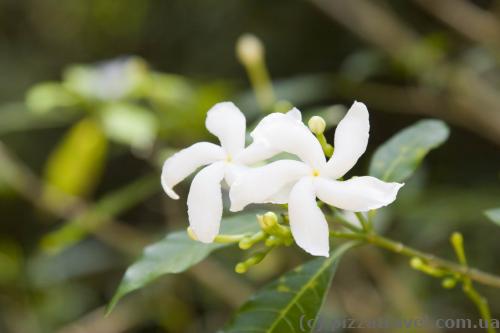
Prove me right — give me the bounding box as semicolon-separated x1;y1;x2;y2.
236;34;264;66
308;116;326;135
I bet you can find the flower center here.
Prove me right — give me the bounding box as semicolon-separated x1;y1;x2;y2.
226;154;233;163
312;169;320;177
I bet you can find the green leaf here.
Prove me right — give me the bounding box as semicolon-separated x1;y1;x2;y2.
485;208;500;226
25;82;79;114
223;242;357;333
369;119;449;182
0;103;78;136
43;117;107;199
108;213;260;313
40;175;159;254
99;103;157;151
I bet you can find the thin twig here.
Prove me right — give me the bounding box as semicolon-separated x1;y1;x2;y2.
330;231;500;289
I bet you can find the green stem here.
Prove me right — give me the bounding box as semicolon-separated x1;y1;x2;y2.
463;282;495;333
330;231;500;289
246;62;275;112
214;233;249;244
451;233;496;333
328;213;363;233
316;134;334;158
355;212;372;232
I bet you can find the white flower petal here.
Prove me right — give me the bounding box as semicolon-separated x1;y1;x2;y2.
206;102;246;155
265;181;296;204
315;176;403;212
323;101;370;179
289;177;330;257
233;141;278;165
229;160;310;211
287;107;302;121
251;111;326;169
187;162;226;243
224;164;248;187
161;142;225;199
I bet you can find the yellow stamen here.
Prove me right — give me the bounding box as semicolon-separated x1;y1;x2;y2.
312;169;320;177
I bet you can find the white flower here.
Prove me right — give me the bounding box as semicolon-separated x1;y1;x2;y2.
229;101;404;257
161;102;274;243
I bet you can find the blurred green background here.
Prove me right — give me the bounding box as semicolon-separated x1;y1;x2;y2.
0;0;499;332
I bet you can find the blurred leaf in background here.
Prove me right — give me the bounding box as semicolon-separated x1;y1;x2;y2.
26;83;80;114
485;208;500;226
369;119;450;183
100;103;157;152
43;118;107;201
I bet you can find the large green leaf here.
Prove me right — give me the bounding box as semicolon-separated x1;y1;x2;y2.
223;242;357;333
369;119;449;182
485;208;500;226
108;213;260;313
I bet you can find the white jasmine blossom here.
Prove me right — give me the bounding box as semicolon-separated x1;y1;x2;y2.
229;101;404;257
161;102;275;243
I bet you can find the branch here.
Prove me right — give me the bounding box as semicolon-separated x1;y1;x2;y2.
330;231;500;289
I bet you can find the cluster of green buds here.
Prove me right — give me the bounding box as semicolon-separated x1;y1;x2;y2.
235;212;293;273
409;232;468;290
188;212;294;274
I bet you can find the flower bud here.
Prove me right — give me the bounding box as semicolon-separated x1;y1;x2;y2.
187;227;198;241
235;263;247;274
410;257;424;270
450;232;467;265
257;213;277;230
442;278;457;289
450;232;463;248
263;212;278;228
236;34;264;66
308;116;326;135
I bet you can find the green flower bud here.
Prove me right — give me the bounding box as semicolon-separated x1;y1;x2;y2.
410;257;424;270
235;263;247;274
450;232;463;248
263;212;278;228
442;278;457;289
308;116;326;135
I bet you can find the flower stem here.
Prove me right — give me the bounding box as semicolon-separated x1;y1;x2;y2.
329;213;363;232
450;232;496;333
355;212;372;232
330;231;500;289
316;133;334;158
463;281;495;333
213;233;249;244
